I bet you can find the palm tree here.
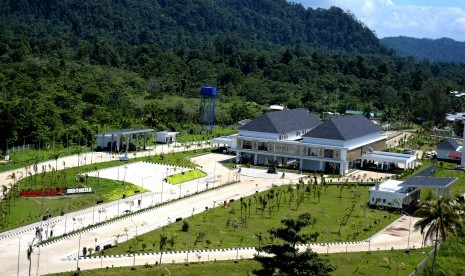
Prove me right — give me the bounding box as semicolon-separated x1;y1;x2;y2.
414;197;462;275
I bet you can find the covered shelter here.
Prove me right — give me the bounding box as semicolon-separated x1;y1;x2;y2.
369;180;420;210
155;131;178;144
361;151;417;172
399;176;458;198
96;128;153;153
211;136;233;149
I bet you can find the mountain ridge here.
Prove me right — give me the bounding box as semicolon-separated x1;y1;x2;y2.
381;36;465;63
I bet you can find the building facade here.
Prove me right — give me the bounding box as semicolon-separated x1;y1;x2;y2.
231;109;387;175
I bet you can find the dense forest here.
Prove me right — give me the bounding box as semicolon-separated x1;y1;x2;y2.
1;0;465;150
381;36;465;63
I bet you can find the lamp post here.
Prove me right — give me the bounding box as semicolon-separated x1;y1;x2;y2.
402;211;412;250
58;192;70;235
75;218;84;271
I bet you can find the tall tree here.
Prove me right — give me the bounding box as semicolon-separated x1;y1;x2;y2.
254;213;334;276
414;197;462;275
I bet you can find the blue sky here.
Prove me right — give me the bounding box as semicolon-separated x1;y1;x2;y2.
294;0;465;41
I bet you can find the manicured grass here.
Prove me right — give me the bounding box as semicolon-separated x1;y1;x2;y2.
415;236;465;276
328;249;431;276
102;184;398;256
0;146;91;173
49;248;430;276
0;150;203;231
167;169;207;185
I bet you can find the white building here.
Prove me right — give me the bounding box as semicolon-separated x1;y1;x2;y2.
230;109;415;175
369;180;420;209
370;176;457;210
155;131;179;144
436;138;461;161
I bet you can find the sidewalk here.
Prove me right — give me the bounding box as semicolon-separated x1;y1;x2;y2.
0;153;426;275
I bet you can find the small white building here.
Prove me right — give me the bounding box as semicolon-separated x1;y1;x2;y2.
369;180;420;209
437;138;461;161
369;176;457;210
155;131;179;144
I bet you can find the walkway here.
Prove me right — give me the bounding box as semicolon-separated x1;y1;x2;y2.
0;152;426;275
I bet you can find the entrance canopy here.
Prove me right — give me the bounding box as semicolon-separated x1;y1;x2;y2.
97;128;153;152
211;136;232;148
399;176;458;198
361;151;417;171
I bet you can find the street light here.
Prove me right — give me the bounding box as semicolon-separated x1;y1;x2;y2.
75;218;84;271
402;211;413;251
58;192;70;235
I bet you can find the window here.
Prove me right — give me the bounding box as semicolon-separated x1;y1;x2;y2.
258;142;267;151
308;148;318;156
243;140;252;149
324;149;334;158
382;199;386;203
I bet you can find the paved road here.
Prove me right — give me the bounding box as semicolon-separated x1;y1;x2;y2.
0;151;426;275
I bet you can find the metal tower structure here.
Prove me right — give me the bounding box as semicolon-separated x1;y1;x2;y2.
199;86;217;133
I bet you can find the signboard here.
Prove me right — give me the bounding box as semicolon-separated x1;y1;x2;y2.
66;187;93;195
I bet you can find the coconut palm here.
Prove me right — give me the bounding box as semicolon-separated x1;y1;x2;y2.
414;197;462;275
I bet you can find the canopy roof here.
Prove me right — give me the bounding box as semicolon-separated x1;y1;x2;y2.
399;176;457;188
98;129;153;136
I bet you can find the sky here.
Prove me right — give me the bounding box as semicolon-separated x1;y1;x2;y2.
294;0;465;41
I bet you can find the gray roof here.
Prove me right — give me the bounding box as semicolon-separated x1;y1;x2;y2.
303;115;381;141
399;176;457;188
98;129;154;136
437;138;459;151
239;108;321;134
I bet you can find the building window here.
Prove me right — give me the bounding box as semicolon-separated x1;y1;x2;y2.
258;142;267;151
308;148;318;156
243;140;252;149
382;199;386;203
324;149;334;158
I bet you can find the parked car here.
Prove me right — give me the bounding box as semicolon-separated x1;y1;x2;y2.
402;148;415;155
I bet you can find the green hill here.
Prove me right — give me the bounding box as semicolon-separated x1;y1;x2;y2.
381;36;465;63
0;0;390;59
1;0;465;151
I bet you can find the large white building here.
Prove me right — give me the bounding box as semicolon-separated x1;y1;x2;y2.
230;109;416;175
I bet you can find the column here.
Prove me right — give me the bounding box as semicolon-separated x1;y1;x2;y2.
143;133;147;150
299;158;303;170
254;153;258;165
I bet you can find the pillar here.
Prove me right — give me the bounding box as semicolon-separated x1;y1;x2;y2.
299;158;303;170
254;153;258;165
461;118;465;167
143;132;147;150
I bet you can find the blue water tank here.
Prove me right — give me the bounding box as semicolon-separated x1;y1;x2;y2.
200;86;217;97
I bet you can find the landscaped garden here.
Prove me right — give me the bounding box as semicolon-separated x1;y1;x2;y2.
49;248;430;276
0;150;204;231
102;181;399;256
166;169;207;184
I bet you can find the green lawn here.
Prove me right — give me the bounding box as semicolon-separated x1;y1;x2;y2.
167;169;207;185
102;184;398;256
415;236;465;276
0;146;91;173
49;248;430;276
0;150;204;232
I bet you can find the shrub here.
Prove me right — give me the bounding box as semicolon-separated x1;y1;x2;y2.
182;220;190;232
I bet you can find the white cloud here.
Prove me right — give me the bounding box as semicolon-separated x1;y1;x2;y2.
296;0;465;41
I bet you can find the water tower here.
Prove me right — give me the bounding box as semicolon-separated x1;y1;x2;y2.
199;86;217;133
